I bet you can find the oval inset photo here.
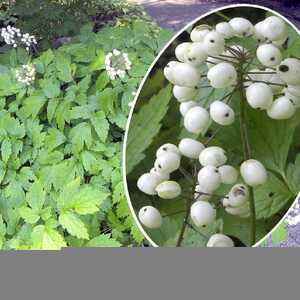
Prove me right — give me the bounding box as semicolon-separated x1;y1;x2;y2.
124;5;300;247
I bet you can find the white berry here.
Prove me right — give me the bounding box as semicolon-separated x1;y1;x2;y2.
240;159;268;187
170;62;201;87
261;16;288;42
229;17;253;37
194;185;211;201
254;21;266;43
267;96;296;120
178;138;205;159
203;31;225;56
266;68;285;93
139;206;162;229
209;100;235;125
197;166;221;192
175;42;192;62
207;233;234;247
150;168;170;182
190;201;216;227
287;85;300;98
183;106;210;134
256;44;282;67
246;83;273;110
218;165;238;184
199;146;227;167
190;25;210;42
173;85;198;102
163;61;178;83
154;152;181;174
156;181;181;199
216;22;234;39
284;88;300;107
277;58;300;85
156;143;180;157
179;101;198;116
137;173;161;195
207;62;237;88
228;184;249;207
186;43;208;66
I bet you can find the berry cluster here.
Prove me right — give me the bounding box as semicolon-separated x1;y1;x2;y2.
105;49;132;80
136;15;298;247
1;25;37;51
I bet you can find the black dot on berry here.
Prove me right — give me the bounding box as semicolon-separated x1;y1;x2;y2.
163;147;167;151
269;192;274;198
188;58;192;61
225;113;230;117
240;186;245;190
279;65;289;72
210;39;215;43
144;208;147;212
158;164;162;169
270;57;275;61
202;225;207;228
243;32;247;36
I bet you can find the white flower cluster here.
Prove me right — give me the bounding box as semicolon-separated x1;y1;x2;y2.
1;25;37;51
16;64;36;86
134;15;298;247
286;200;300;226
105;49;132;80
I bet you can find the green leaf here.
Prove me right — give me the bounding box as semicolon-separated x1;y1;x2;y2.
98;88;118;114
55;52;73;83
81;151;100;174
90;111;109;143
286;154;300;195
59;211;89;240
57;178;108;215
69;122;92;153
96;72;110;91
255;172;294;219
271;222;288;245
44;128;66;151
40;78;61;98
85;234;121;247
126;84;172;174
19;206;40;224
31;225;66;250
26;181;46;211
47;98;59;123
1;137;12;163
18;94;47;119
89;49;105;71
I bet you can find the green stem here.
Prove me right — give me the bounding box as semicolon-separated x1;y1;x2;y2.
239;76;256;246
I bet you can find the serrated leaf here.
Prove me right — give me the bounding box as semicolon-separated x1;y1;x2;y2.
44;128;66;151
31;225;66;250
81;151;100;174
96;72;110;91
89;49;105;71
19;206;40;224
1;137;12;163
40;78;61;98
55;52;73;83
69;122;92;153
85;234;121;247
47;98;59;123
255;172;294;219
126;84;172;174
26;181;46;211
90;111;109;142
59;211;89;240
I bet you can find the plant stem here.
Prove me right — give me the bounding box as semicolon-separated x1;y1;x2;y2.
239;74;256;246
176;196;193;246
246;79;287;87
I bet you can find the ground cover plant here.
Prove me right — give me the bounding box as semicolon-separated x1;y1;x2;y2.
0;2;173;249
125;6;300;247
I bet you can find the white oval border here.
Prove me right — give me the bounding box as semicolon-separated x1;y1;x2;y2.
122;3;300;248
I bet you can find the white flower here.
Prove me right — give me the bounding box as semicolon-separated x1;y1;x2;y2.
1;26;37;51
105;50;132;80
16;64;36;86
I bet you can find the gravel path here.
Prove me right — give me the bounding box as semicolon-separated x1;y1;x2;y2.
130;0;300;30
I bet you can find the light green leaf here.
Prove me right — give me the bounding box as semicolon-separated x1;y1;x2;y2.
271;222;288;245
96;72;110;91
85;234;121;247
286;154;300;195
69;122;92;153
19;206;40;224
44;128;66;151
26;181;46;211
31;225;66;250
40;78;61;98
59;211;89;240
89;49;105;71
55;52;73;83
1;137;12;163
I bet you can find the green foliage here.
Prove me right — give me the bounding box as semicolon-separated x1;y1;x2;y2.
0;20;173;249
271;222;288;245
0;0;153;48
